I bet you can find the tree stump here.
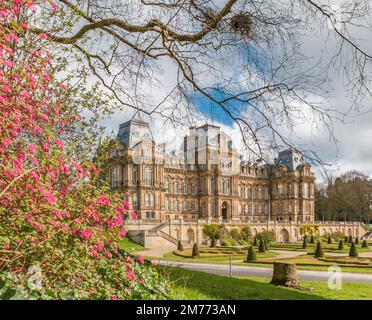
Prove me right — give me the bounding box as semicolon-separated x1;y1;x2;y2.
270;262;299;287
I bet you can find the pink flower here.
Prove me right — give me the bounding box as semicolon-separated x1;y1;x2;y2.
55;139;64;150
111;295;118;300
137;255;145;264
39;33;48;39
118;228;127;238
51;2;58;10
130;211;138;220
81;229;92;240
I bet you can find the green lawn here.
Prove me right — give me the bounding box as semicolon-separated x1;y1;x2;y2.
119;237;145;252
165;267;372;300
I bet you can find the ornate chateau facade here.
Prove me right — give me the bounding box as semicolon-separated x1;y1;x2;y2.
104;118;366;246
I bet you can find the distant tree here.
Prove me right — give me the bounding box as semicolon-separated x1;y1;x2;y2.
302;237;307;249
300;225;319;237
344;236;348;242
192;243;200;258
229;227;242;240
348;235;353;243
349;242;358;257
314;241;324;258
202;224;223;248
258;239;265;253
256;230;276;242
177;240;184;251
362;240;369;248
253;237;258;246
355;237;359;245
241;227;252;241
338;240;344;250
246;246;257;261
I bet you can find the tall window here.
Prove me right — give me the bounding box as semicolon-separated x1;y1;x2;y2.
183;180;187;195
288;203;292;213
303;182;309;198
133;167;138;185
150;193;154;206
191;182;196;195
164;179;169;192
132;193;138;207
110;165;120;187
174;179;178;194
144;167;152;186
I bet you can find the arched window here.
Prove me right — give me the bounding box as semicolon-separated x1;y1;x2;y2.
150;193;154;206
144;167;152;186
164;179;169;192
145;194;150;206
288;203;292;213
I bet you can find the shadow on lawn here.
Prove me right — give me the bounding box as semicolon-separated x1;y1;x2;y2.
167;267;326;300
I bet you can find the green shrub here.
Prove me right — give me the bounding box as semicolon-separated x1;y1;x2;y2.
361;240;369;248
192;243;200;258
241;226;252;241
202;224;224;247
327;236;332;244
246;246;257;261
221;239;233;246
314;241;324;258
253;237;258;246
177;240;184;251
348;235;352;243
338;239;344;250
310;235;315;244
355;237;359;244
256;230;276;242
302;237;307;249
258;239;265;253
344;236;348;242
237;239;247;245
349;242;358;257
264;240;269;251
229;228;242;240
331;231;344;242
231;240;239;246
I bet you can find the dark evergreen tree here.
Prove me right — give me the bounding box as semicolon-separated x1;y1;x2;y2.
253;237;258;246
327;235;332;244
258;239;265;253
355;237;359;244
314;241;324;258
310;235;315;244
349;241;358;257
177;240;184;251
338;239;344;250
246;246;257;261
348;235;352;243
192;243;200;258
302;237;307;249
362;240;369;248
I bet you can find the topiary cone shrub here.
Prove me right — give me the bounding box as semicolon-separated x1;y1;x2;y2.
327;236;332;244
302;237;307;249
253;237;258;246
348;235;353;243
314;241;324;258
349;241;358;257
258;239;265;253
338;239;344;250
362;240;369;248
177;240;184;251
355;237;359;245
310;235;315;244
246;246;257;261
192;243;200;258
344;236;348;242
264;240;269;251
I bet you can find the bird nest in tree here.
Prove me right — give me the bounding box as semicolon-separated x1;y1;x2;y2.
230;13;253;39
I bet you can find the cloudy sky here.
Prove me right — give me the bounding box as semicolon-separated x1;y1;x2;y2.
93;0;372;182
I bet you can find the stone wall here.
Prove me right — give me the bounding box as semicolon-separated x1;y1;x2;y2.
126;219;368;249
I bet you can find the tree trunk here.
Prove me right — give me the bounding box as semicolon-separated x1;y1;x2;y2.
270;262;299;287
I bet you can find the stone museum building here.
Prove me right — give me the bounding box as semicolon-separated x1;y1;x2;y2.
104;118;367;248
